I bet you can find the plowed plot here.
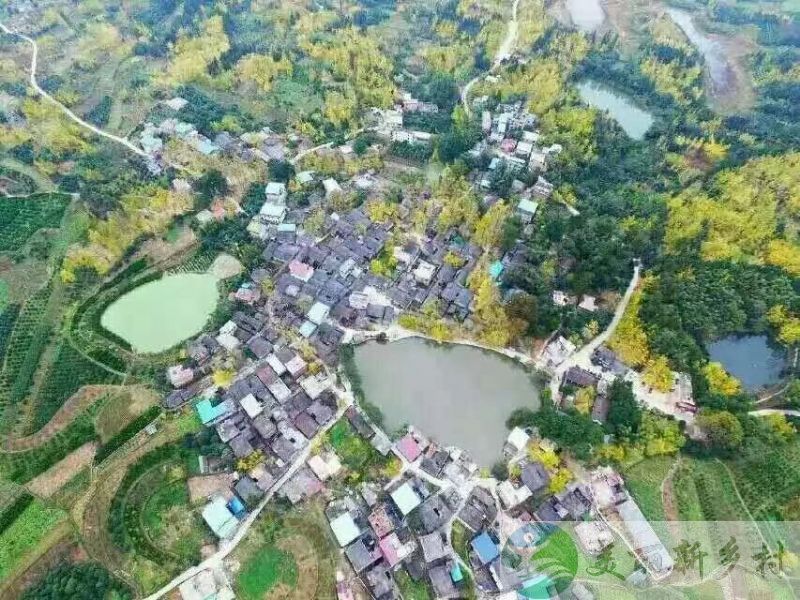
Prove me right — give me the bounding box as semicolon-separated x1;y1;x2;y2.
27;442;97;498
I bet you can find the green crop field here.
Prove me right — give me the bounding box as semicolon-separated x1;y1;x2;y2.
621;456;675;522
0;499;66;581
233;501;339;600
395;570;433;600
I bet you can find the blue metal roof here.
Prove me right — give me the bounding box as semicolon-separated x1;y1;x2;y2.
489;261;504;280
228;496;246;517
471;531;499;564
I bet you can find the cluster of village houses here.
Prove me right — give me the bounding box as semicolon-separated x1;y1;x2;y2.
149;91;682;599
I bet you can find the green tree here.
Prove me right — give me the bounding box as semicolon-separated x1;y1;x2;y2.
696;410;744;453
606;380;642;438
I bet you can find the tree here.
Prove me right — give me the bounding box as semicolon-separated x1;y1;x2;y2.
491;461;509;480
696;410;744;453
702;362;742;396
606;380;642;437
639;412;685;456
574;386;596;415
474;201;512;249
162;15;229;84
549;468;573;493
324;89;358;130
235;53;292;92
236;450;265;472
643;355;673;392
268;159;295;183
608;290;649;367
761;413;795;443
195;169;228;209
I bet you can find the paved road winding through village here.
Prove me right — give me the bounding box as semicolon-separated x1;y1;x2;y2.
0;19;149;159
461;0;522;116
549;261;641;402
143;390;355;600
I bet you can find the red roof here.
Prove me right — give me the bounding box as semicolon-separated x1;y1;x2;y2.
396;434;423;462
379;533;403;567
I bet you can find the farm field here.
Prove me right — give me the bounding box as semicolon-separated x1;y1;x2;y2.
94;385;159;442
621;455;675;522
0;499;67;582
0;194;70;252
232;500;340;600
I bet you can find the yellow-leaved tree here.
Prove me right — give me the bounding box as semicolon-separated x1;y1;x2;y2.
235;53;293;92
162;15;230;85
642;355;674;392
474;201;511;250
702;362;742;396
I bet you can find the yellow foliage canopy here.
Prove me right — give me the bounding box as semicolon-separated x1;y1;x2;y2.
702;362;742;396
643;355;673;393
302;28;394;108
474;201;511;249
666;153;800;274
162;16;230;85
235;53;292;92
76;23;128;69
62;184;192;281
768;305;800;346
608;289;650;367
21;98;89;154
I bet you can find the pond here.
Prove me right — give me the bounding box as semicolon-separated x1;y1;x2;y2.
565;0;605;33
576;80;654;140
101;273;220;354
667;8;734;94
706;335;787;392
354;338;542;465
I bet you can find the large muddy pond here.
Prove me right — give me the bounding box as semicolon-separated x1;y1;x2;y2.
354;338;542;465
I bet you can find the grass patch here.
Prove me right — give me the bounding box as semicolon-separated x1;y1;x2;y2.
140;476;208;561
395;569;432;600
0;499;66;581
451;520;471;565
237;546;298;600
0;279;7;314
94;406;161;464
326;419;386;474
95;387;158;442
233;500;339;600
108;445;208;570
621;455;675;522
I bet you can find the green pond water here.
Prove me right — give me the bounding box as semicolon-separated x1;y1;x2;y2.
354;338;542;465
576;80;654;140
101;273;220;354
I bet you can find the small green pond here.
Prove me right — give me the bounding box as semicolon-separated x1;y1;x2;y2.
100;273;219;354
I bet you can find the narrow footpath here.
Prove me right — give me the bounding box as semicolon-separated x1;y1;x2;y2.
0;20;149;159
461;0;522;116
